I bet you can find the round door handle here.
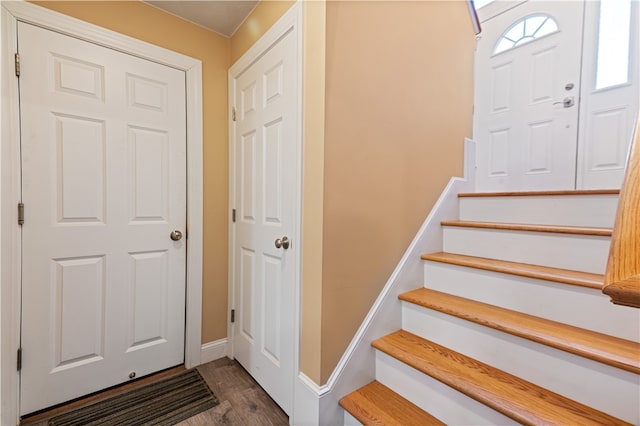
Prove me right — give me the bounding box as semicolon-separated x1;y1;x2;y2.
170;230;183;241
274;236;290;249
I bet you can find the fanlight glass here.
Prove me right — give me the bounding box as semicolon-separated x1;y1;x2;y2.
494;14;559;55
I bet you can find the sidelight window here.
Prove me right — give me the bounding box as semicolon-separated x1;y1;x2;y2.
595;0;632;89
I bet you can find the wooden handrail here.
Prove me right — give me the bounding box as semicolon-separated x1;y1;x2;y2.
603;118;640;308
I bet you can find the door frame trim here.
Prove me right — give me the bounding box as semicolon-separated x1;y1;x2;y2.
1;3;203;423
227;1;303;418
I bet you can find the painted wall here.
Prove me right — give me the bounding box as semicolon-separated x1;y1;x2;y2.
230;0;296;64
32;1;231;344
320;0;475;382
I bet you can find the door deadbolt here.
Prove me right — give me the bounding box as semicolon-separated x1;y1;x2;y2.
274;236;290;249
170;230;183;241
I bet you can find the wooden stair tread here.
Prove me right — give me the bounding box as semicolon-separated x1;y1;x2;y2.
458;189;620;197
441;220;612;236
373;330;631;426
421;252;603;289
399;288;640;374
339;381;444;426
603;277;640;308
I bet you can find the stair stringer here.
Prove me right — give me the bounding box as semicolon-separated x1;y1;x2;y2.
317;139;476;425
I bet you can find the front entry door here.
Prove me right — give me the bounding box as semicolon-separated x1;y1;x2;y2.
19;23;187;415
230;25;299;415
474;1;584;191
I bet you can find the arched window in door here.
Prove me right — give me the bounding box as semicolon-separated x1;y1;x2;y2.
493;14;559;55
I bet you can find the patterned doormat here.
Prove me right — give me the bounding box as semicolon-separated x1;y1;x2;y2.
48;369;219;426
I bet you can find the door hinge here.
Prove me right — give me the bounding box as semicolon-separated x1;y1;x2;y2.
230;309;235;323
232;107;236;122
17;348;22;371
14;53;20;77
232;208;236;223
18;202;24;226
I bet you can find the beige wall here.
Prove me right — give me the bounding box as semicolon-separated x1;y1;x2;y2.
230;0;296;64
321;1;475;382
299;0;326;385
33;1;231;344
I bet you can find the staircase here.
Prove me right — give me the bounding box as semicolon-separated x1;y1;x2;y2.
340;190;640;425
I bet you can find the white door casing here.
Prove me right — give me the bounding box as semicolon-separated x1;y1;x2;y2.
474;0;584;191
228;4;302;418
1;3;203;424
19;22;187;414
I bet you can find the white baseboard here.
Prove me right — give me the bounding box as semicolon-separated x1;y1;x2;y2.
200;338;228;364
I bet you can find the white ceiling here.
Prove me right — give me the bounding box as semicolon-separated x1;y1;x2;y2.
144;1;259;37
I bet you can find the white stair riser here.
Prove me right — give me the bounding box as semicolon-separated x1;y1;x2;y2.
423;262;640;341
402;304;640;424
459;194;619;228
343;411;361;426
375;351;517;426
442;227;610;274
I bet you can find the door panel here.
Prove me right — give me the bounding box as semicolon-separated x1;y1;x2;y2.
19;22;187;414
475;1;584;191
231;27;298;415
577;0;639;188
52;256;106;372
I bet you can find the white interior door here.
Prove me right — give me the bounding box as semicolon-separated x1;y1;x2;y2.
19;22;187;415
474;1;584;191
230;27;299;415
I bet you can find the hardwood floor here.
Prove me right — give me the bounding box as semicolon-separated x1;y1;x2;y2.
178;358;289;426
21;358;289;426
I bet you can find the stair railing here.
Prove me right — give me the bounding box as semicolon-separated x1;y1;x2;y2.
603;116;640;308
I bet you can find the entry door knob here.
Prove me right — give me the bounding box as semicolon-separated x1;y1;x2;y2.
274;236;290;249
170;230;183;241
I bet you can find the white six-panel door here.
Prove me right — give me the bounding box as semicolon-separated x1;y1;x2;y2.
474;1;584;191
19;22;187;414
231;26;298;415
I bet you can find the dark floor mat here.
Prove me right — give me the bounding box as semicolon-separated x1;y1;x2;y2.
48;369;218;426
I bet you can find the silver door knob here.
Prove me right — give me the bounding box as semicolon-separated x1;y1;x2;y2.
274;236;290;249
170;230;183;241
553;96;575;108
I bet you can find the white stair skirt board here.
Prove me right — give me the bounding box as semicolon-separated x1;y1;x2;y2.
316;139;478;426
401;304;639;424
375;351;517;426
459;193;619;228
293;373;325;426
200;339;228;364
442;227;610;274
422;262;640;341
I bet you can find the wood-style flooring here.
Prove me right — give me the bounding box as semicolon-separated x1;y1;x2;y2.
178;358;288;425
21;357;289;426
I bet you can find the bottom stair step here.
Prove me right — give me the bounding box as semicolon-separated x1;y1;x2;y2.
339;380;444;426
372;330;631;426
